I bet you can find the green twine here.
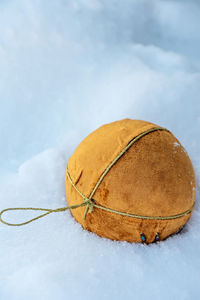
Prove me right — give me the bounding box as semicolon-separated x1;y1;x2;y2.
0;127;195;226
0;203;87;226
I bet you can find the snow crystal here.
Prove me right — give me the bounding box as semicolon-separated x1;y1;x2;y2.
174;142;181;148
0;1;200;299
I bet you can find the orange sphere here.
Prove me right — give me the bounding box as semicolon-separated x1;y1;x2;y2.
65;119;196;243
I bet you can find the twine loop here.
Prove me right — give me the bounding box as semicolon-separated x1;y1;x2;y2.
0;127;195;227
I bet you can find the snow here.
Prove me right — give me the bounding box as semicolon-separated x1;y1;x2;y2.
174;142;180;148
0;0;200;299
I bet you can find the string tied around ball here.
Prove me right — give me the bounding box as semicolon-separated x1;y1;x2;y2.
0;127;195;227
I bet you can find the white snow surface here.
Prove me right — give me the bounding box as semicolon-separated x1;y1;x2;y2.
0;0;200;299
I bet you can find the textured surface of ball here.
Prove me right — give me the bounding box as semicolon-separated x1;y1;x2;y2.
65;119;196;243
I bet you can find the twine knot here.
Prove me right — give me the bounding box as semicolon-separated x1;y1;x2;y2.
82;197;94;219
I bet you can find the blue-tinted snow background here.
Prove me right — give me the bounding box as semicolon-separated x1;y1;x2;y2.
0;0;200;299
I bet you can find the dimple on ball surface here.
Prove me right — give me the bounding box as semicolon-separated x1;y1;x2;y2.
65;119;196;243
